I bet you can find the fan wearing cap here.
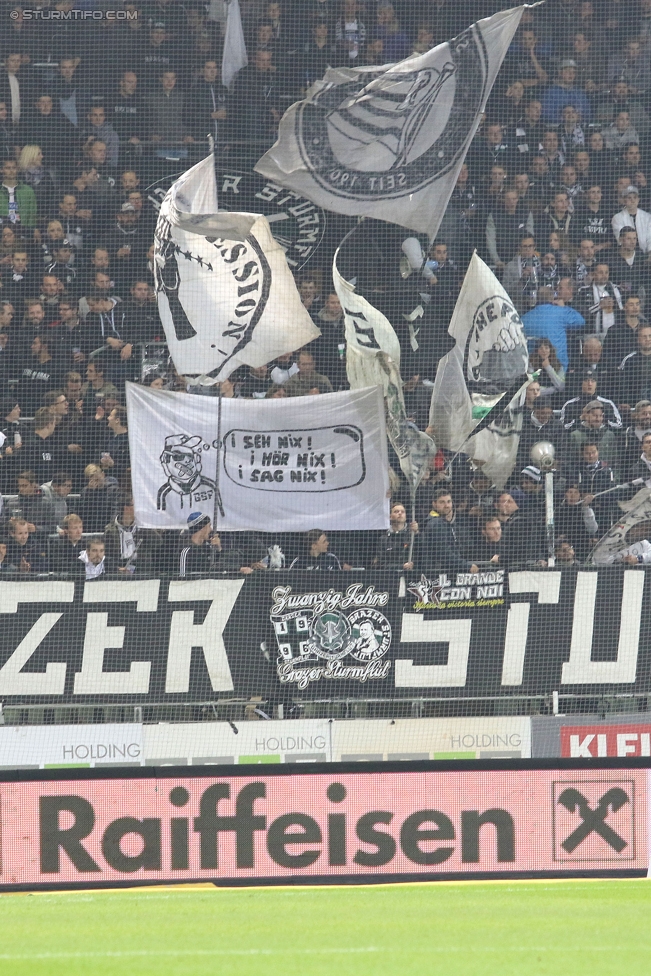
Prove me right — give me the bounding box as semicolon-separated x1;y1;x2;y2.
612;186;651;254
178;512;253;577
107;201;147;271
540;60;591;124
568;399;621;479
518;465;545;517
560;369;622;432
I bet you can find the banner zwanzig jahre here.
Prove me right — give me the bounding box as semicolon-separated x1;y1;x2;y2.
0;569;650;703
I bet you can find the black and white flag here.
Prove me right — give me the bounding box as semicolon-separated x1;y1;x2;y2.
333;249;436;492
154;155;319;380
126;383;390;532
429;252;529;449
255;6;526;236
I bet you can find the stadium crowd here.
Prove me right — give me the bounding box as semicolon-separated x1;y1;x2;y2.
2;0;651;575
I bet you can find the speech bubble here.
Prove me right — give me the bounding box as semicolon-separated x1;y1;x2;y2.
223;426;366;492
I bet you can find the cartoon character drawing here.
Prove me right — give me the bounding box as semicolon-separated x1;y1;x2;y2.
157;433;217;511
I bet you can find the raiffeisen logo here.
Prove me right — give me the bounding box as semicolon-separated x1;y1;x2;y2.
0;767;645;888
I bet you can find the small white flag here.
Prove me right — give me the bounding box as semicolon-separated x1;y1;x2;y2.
222;0;248;89
333;248;435;491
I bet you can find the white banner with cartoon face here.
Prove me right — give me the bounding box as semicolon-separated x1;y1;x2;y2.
126;383;390;531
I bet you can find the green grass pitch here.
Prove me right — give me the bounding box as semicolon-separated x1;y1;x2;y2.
1;880;650;975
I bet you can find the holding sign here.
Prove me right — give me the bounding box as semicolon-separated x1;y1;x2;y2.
126;384;389;531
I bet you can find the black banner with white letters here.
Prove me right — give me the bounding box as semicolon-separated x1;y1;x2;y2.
0;569;650;704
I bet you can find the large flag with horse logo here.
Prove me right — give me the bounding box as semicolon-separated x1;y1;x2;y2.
126;383;390;532
153;154;319;381
428;251;529;456
333;248;436;492
255;5;526;236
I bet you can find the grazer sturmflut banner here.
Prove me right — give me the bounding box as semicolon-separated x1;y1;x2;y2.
0;763;647;889
126;383;390;532
255;6;526;236
3;569;651;705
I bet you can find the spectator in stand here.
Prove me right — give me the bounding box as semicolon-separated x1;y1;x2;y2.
617;324;651;407
98;405;130;482
6;517;48;573
608;229;647;304
503;235;540;313
0;52;31;129
147;70;195;147
77;463;120;533
334;0;366;64
607;38;651;95
50;512;85;575
17;335;61;416
621;400;651;471
107;71;147;149
192;58;229;145
603;295;647;372
555;484;599;562
541;59;591;123
4;467;56;532
603;112;640;154
468;122;514;185
0;158;37;238
573;184;613;253
485;188;534;271
0;535;16;572
597;81;651;141
612;186;651;254
420;489;477;575
178;512;254;576
104;495;161;575
628;431;651;487
283;350;333;396
79;536;107;580
494;491;544;567
17;145;57;219
560;370;622;432
516;397;566;473
230;49;281;150
473;516;503;566
289;528;350;571
82;103;123;167
577;263;624;338
536;190;575;241
20;408;63;486
523;286;585;371
529;339;566;398
373;502;418;571
40;471;74;528
568;400;622;477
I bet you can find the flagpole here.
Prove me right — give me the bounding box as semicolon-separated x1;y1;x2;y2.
213;384;225;529
408;488;416;565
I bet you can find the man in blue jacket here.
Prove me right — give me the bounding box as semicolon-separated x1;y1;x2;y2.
523;286;585;370
541;60;591;124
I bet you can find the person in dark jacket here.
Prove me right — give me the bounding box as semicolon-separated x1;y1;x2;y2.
419;489;478;575
178;512;253;576
494;491;545;567
289;529;350;571
77;463;120;533
49;513;85;576
373;502;418;570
